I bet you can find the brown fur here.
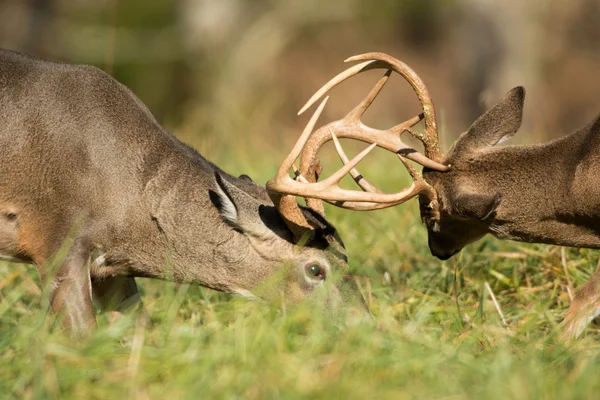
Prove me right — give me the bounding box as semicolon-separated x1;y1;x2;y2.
420;86;600;338
0;49;369;331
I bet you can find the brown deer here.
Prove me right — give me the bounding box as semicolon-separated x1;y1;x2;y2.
296;53;600;339
0;49;371;331
0;50;454;332
418;86;600;339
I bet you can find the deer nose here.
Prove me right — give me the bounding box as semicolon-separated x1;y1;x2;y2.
434;251;454;260
428;237;459;260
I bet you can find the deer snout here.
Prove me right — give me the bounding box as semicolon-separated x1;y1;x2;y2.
432;250;458;261
330;275;372;324
428;236;461;260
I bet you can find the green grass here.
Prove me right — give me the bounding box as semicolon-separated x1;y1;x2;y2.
2;148;600;400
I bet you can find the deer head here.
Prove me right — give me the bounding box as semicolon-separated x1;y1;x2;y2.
419;87;525;259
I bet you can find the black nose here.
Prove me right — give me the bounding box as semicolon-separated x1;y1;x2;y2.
431;247;459;260
434;252;453;261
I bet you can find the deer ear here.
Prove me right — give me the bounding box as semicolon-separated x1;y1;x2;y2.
452;191;502;221
210;172;273;236
449;87;525;159
238;174;253;183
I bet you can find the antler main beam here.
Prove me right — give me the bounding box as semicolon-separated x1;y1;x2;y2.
267;53;450;232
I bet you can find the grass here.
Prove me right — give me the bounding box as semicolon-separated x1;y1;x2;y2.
2;143;600;400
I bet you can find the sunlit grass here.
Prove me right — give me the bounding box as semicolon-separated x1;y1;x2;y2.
2;138;600;399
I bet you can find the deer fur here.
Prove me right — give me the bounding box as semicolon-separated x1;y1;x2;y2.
0;49;369;331
420;86;600;338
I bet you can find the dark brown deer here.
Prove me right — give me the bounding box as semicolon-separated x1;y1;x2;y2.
299;53;600;339
418;86;600;339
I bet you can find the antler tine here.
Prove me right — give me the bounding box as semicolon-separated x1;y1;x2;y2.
298;60;377;115
275;96;329;181
326;182;427;210
318;143;377;189
299;52;449;170
330;129;382;193
345;70;392;123
389;113;425;135
267;97;330;242
268;52;447;219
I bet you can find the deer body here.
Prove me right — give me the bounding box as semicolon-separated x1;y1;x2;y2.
0;49;367;330
421;87;600;338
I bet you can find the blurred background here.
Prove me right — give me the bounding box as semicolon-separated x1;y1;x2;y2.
2;0;599;267
2;0;599;149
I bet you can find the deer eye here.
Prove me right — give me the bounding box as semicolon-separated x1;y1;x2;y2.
305;263;325;281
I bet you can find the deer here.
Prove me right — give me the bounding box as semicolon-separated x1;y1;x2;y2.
417;87;600;339
291;53;600;339
0;49;457;332
0;50;371;331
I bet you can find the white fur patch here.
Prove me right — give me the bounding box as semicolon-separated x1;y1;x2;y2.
93;254;106;267
578;306;600;338
233;289;259;300
87;265;93;302
215;184;238;224
0;255;21;263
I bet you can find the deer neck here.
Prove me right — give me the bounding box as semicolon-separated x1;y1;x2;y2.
470;126;600;248
105;153;273;293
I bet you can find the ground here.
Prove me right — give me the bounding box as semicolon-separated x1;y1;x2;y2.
1;143;599;400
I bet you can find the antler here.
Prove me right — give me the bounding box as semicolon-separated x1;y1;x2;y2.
266;52;449;239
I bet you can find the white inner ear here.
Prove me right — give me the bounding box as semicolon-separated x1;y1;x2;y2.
216;184;238;224
493;132;515;146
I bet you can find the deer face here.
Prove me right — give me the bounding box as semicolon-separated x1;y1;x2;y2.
419;170;499;260
419;86;526;260
210;173;370;321
252;224;369;321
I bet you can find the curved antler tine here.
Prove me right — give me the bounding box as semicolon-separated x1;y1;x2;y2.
327;183;425;210
276;96;329;180
319;143;377;188
346;52;442;162
269;52;448;216
397;148;450;171
268;97;331;242
389;113;424;135
299;60;378;115
345;70;392;122
330;129;382;193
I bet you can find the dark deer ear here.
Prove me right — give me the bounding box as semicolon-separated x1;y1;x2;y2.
238;174;253;182
448;87;525;159
452;191;502;221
